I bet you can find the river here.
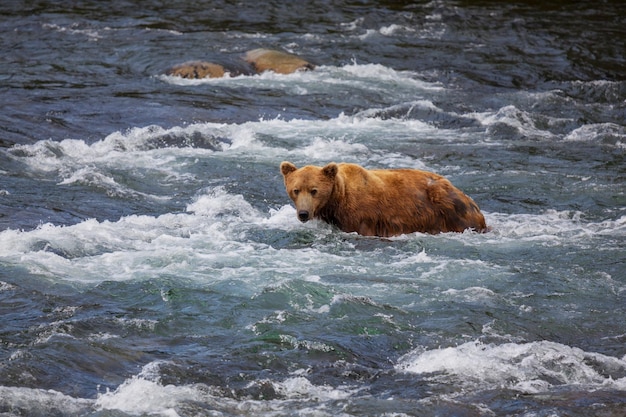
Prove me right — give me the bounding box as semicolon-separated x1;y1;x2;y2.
0;1;625;416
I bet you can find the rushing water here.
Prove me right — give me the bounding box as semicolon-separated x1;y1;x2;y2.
1;1;625;416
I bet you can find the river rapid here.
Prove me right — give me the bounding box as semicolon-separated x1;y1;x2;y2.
1;1;625;416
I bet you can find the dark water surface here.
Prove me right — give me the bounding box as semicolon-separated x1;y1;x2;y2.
1;1;625;416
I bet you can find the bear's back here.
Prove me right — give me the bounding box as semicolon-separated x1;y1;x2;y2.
331;163;486;235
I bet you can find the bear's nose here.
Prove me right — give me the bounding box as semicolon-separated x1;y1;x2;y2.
298;210;310;222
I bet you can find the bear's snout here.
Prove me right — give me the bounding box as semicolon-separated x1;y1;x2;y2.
297;210;310;222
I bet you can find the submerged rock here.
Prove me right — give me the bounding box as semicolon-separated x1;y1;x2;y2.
166;61;227;79
166;48;315;79
244;48;315;75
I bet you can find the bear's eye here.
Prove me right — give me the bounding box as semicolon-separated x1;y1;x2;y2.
293;189;300;196
311;189;318;196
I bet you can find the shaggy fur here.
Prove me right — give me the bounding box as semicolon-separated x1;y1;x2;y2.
280;161;487;237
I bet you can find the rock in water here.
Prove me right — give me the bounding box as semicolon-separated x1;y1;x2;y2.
166;61;227;79
244;48;315;74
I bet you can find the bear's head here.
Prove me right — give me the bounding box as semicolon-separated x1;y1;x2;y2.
280;161;338;223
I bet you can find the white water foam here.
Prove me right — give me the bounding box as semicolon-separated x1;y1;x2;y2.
484;210;626;244
0;185;337;291
563;122;626;146
159;62;442;98
0;386;92;416
94;361;359;417
472;103;626;148
339;9;446;40
7;112;442;192
7;132;203;200
396;340;626;394
474;105;558;140
95;362;200;417
42;22;103;41
0;183;621;293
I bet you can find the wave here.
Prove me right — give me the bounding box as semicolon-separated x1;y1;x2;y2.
564;122;626;147
0;181;621;290
0;386;92;416
4;340;625;417
396;340;626;394
474;105;559;141
94;361;360;417
562;80;626;104
42;22;103;41
159;62;442;97
0;361;358;417
340;12;447;41
485;210;626;243
469;87;626;146
4;113;441;195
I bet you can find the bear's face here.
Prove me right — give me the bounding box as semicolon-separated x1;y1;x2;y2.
280;161;337;223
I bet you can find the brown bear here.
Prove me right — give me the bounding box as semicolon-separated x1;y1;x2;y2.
280;161;487;237
166;48;315;79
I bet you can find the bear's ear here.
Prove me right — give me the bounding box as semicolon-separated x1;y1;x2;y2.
322;162;338;179
280;161;297;177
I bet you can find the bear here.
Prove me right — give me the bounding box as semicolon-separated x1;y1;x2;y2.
166;48;315;79
280;161;487;237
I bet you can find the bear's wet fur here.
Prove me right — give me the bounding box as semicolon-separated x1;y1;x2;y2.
280;161;487;237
